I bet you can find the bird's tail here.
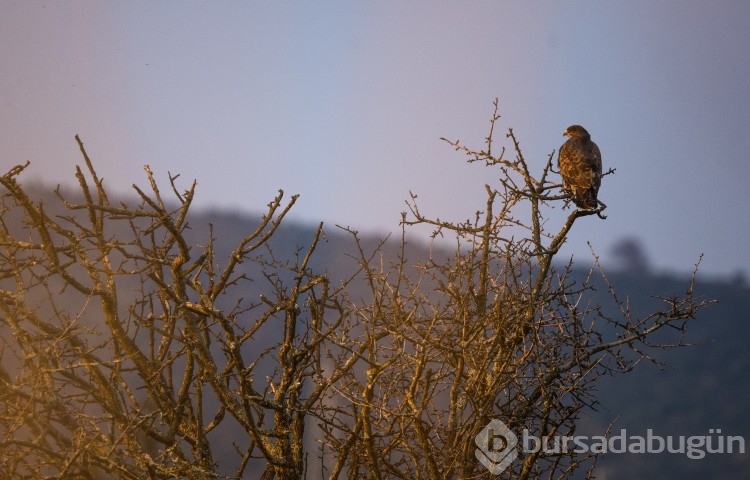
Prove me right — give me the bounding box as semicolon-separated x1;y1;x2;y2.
578;190;598;210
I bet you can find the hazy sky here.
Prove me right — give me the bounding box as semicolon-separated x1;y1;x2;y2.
2;1;749;277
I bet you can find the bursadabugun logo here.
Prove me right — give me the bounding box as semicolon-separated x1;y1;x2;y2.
476;418;747;475
474;419;518;474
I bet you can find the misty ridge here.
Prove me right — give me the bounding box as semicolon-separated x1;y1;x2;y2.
5;179;748;479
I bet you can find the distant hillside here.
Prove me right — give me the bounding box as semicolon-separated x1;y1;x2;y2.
576;271;750;479
5;185;748;478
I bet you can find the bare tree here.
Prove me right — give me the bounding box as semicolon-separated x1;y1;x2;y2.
314;101;712;479
0;104;712;480
0;137;347;479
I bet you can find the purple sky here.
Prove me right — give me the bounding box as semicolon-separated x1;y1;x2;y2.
2;1;749;277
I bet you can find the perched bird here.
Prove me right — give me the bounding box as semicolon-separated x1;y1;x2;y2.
558;125;602;210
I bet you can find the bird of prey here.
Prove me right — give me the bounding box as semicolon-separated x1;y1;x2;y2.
558;125;602;210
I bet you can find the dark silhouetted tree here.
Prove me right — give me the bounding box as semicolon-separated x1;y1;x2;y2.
611;236;651;273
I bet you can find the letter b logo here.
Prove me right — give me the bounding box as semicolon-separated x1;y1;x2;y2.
475;419;519;474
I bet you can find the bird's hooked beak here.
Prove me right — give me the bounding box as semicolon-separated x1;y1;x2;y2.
562;130;569;137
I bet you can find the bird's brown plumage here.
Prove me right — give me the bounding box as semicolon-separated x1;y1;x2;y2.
558;125;602;210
